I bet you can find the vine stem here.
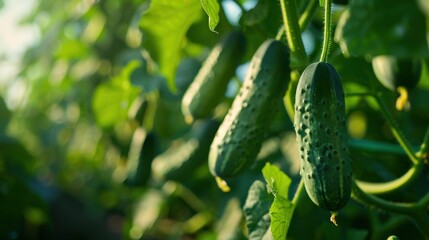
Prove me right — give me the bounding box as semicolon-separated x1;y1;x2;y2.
375;94;420;165
163;181;208;212
279;0;308;67
298;0;318;31
356;162;423;195
292;178;305;205
346;92;424;194
351;180;429;238
276;0;318;40
417;126;429;159
319;0;332;62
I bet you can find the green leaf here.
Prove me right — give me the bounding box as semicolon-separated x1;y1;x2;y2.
334;0;428;58
200;0;220;32
270;196;294;240
262;163;291;199
140;0;202;93
92;61;140;128
55;39;89;59
261;163;295;240
243;180;273;240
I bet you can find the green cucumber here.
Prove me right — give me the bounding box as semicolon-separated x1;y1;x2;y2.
372;56;421;92
294;62;352;212
209;39;290;180
151;119;220;181
124;130;157;187
181;31;246;123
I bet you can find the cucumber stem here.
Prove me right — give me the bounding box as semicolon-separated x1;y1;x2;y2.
292;178;305;205
299;0;318;31
279;0;308;67
276;0;319;40
416;126;429;159
319;0;332;62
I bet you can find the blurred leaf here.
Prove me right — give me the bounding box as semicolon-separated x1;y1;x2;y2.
55;38;90;59
239;0;282;61
186;6;231;48
200;0;220;32
140;0;202;93
243;180;273;240
0;135;35;173
262;163;294;240
241;0;269;26
129;68;161;94
92;61;140;128
335;0;428;58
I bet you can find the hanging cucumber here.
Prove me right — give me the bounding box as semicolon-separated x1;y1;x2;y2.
372;56;422;110
209;39;290;188
124;130;158;187
181;31;246;123
294;62;352;212
151;119;220;181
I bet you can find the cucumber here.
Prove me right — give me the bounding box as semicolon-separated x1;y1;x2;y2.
181;31;246;123
372;56;421;92
294;62;352;212
124;130;157;187
209;39;290;180
151;119;220;181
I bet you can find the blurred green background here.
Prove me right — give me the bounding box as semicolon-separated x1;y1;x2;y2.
1;0;429;239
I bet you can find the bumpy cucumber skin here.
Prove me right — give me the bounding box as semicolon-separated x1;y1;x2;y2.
181;31;246;123
294;62;352;212
372;56;421;91
209;40;290;179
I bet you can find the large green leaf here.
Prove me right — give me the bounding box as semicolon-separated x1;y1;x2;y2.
243;180;273;240
200;0;220;32
262;163;295;240
262;163;291;199
335;0;428;58
139;0;202;93
270;195;294;240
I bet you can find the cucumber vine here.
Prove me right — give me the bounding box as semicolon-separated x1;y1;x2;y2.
278;0;429;237
319;0;332;62
279;0;308;68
